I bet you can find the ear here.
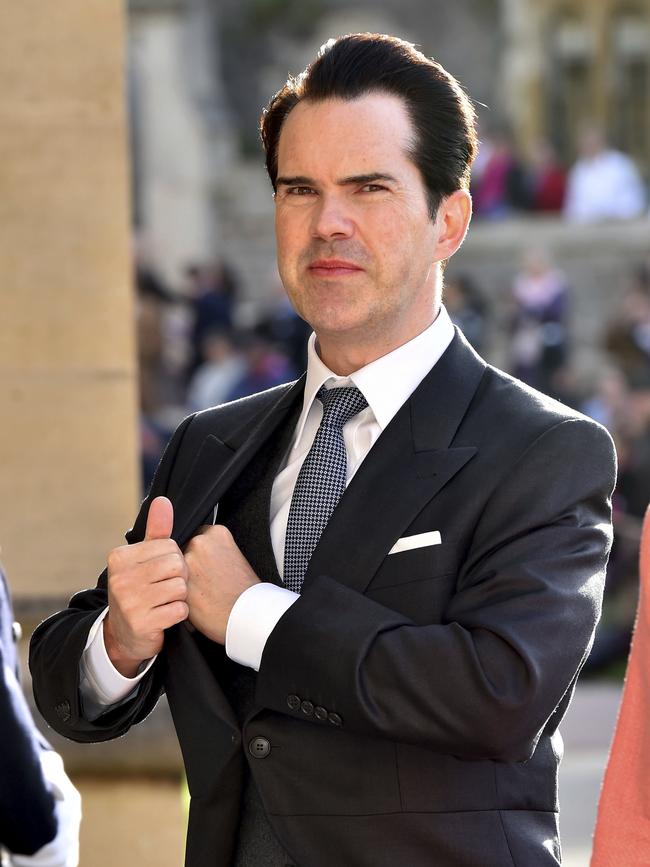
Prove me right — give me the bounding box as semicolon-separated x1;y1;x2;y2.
433;189;472;263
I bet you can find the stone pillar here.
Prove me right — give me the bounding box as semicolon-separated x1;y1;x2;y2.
499;0;545;154
1;6;186;867
0;2;140;598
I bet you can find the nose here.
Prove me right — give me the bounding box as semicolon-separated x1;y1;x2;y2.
311;193;354;241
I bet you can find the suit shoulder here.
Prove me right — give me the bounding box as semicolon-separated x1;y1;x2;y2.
467;363;615;469
483;363;608;433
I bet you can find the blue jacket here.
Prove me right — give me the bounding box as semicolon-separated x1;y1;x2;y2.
0;568;57;855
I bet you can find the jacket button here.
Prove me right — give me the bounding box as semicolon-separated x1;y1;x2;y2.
248;736;271;759
287;694;301;710
314;705;328;721
55;700;71;723
300;700;314;716
328;712;343;727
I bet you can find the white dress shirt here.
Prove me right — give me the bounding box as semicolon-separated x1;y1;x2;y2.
80;306;455;716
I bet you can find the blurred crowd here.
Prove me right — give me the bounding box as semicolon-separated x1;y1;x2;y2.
135;256;311;490
445;251;650;676
472;126;648;222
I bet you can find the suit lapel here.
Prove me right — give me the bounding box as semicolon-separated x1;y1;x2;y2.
304;329;485;595
172;375;306;547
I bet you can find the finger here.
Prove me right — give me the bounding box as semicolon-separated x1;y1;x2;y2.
108;550;186;589
149;576;188;607
150;600;189;630
144;551;188;583
145;496;174;541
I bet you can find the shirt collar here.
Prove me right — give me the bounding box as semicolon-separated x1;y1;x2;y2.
293;305;455;448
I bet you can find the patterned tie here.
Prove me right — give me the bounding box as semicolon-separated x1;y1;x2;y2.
283;385;369;592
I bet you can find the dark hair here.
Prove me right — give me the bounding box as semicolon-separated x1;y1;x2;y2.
260;33;478;219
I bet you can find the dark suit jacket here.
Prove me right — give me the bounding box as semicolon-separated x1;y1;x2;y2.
30;330;616;867
1;568;57;855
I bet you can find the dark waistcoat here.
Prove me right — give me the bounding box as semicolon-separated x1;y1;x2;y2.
215;399;302;867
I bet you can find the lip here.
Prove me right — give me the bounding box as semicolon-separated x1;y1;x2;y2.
308;259;364;276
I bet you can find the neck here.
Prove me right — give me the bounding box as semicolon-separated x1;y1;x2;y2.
315;308;440;376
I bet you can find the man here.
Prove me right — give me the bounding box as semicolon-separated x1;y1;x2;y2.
30;34;616;867
1;566;80;867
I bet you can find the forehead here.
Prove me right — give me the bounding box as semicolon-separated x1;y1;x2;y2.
276;92;417;179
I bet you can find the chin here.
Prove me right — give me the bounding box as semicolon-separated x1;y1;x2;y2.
309;311;369;338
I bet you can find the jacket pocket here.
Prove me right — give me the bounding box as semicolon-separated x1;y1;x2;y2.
395;742;499;812
369;542;460;589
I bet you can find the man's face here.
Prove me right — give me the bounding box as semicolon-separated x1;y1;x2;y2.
274;93;444;359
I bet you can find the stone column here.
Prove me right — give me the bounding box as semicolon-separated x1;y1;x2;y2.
0;1;140;599
0;6;187;867
499;0;545;153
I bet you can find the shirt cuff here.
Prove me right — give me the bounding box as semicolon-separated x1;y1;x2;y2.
79;607;156;717
225;583;298;671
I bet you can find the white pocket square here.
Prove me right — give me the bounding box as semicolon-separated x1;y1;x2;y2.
388;531;442;555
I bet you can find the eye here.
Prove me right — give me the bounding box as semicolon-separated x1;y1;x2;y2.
286;186;316;196
360;184;386;193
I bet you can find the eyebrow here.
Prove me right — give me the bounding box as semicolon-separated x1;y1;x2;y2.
275;172;399;188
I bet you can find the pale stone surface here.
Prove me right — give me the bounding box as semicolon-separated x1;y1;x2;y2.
76;776;186;867
0;1;140;597
558;683;622;867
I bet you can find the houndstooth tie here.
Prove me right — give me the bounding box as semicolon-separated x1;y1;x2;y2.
283;385;369;592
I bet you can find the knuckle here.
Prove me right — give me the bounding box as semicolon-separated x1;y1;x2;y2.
107;547;125;571
173;601;189;620
215;524;232;541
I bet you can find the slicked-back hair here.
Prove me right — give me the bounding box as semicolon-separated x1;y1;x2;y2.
260;33;478;220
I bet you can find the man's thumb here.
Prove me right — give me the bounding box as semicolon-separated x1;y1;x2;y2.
145;496;174;541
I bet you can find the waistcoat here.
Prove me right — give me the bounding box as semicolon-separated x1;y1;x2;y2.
216;397;302;866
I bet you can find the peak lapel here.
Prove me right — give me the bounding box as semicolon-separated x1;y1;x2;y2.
304;330;486;595
173;375;306;547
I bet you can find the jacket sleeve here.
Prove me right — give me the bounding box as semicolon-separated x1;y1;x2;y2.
254;418;616;761
29;413;196;744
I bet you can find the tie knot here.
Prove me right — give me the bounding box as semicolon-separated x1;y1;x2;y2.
316;385;368;429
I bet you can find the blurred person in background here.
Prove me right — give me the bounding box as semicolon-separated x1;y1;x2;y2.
507;247;569;396
471;128;529;218
582;267;650;674
0;565;80;867
186;261;238;379
442;272;488;352
526;139;566;213
187;330;247;413
135;265;185;493
563;126;647;222
225;329;297;401
604;266;650;389
255;277;312;374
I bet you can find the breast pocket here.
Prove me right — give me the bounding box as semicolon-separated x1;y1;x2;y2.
365;542;460;624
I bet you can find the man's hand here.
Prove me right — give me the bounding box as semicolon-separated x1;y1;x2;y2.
104;496;189;677
184;525;260;644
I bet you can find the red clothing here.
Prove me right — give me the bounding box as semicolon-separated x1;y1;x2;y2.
591;504;650;865
534;166;566;212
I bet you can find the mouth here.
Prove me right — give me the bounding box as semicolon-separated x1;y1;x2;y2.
308;259;364;278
